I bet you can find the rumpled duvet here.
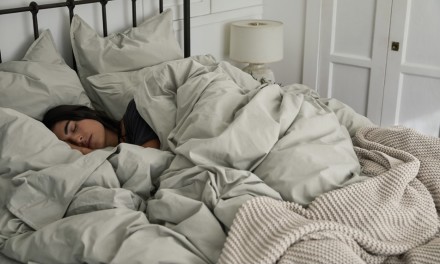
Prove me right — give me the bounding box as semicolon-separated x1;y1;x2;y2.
0;56;376;263
218;126;440;264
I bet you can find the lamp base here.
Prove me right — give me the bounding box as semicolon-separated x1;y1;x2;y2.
242;63;275;84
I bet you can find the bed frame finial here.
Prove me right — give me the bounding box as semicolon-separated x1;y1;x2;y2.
67;0;75;22
29;2;39;14
29;1;40;39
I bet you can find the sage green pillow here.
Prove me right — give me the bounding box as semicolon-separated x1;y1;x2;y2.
0;30;92;120
70;9;183;110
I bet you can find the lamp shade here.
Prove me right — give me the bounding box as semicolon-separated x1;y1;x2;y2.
230;20;283;64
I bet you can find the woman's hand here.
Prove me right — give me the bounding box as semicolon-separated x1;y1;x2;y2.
67;142;93;155
141;139;160;149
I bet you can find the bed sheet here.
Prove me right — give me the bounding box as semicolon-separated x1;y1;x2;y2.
0;252;20;264
3;56;425;264
0;143;220;263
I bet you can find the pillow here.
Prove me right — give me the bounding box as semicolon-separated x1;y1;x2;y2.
87;55;217;120
70;9;183;109
0;30;92;120
318;97;376;136
0;107;82;179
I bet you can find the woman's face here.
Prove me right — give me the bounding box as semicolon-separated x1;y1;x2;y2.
51;119;107;149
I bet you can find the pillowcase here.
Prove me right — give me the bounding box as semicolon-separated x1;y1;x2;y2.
70;9;184;110
0;30;92;120
318;97;376;136
0;107;82;179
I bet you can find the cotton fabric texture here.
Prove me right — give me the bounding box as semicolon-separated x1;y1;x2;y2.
0;30;92;120
87;54;217;120
70;9;184;111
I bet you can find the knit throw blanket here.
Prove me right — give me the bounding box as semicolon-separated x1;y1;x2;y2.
218;126;440;264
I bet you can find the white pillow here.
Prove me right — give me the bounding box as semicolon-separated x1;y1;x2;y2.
0;30;92;120
70;9;183;110
0;107;81;179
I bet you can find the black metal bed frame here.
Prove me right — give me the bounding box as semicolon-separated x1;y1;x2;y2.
0;0;191;64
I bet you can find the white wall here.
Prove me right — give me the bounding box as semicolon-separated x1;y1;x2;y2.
263;0;306;86
189;3;263;62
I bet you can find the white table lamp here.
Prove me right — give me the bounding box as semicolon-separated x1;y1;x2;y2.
230;20;283;84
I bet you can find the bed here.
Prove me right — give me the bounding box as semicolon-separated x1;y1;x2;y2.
0;1;439;263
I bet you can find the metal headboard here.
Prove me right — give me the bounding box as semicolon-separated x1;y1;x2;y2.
0;0;191;64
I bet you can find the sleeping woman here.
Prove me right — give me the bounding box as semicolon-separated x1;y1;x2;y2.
42;99;160;154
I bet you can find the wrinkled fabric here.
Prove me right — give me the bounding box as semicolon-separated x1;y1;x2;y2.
0;56;372;264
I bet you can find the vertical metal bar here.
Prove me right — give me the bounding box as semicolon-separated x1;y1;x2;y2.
67;0;77;71
29;1;40;39
132;0;137;27
183;0;190;57
159;0;163;13
101;0;108;37
0;50;2;63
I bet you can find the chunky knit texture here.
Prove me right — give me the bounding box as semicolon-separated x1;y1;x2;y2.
218;126;440;264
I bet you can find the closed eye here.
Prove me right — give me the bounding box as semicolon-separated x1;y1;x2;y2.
64;121;77;135
64;120;71;135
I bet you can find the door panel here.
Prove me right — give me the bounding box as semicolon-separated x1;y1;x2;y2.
333;0;376;58
405;3;440;66
332;64;370;115
304;0;392;124
398;75;440;136
381;0;440;136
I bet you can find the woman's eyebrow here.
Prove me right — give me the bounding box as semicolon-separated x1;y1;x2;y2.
64;121;71;135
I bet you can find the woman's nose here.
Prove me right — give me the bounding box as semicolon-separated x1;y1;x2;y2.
76;135;84;144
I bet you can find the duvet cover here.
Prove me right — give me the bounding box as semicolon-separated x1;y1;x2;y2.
3;56;436;264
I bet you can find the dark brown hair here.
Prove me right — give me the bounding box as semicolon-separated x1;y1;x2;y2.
42;105;120;134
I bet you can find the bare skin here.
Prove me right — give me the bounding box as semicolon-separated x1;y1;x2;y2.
51;119;159;154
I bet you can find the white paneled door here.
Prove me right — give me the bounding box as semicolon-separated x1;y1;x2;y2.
382;0;440;136
303;0;440;137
